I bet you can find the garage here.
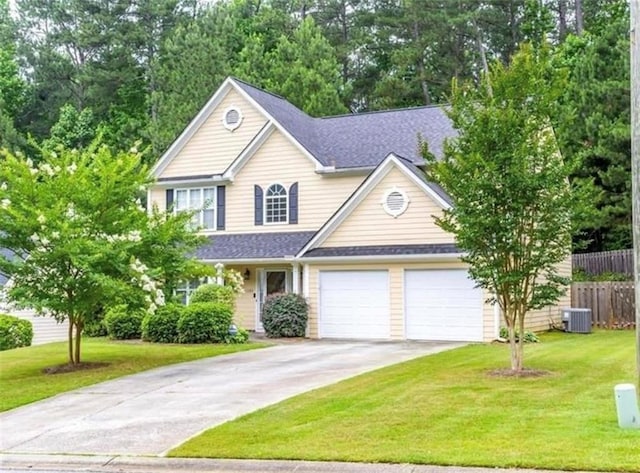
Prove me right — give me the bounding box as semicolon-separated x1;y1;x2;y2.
319;270;390;339
404;269;483;341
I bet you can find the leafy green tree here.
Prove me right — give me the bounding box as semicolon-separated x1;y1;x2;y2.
555;3;631;251
148;13;231;154
0;141;209;365
43;104;97;151
425;44;589;372
239;17;347;116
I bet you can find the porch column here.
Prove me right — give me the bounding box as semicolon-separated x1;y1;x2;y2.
291;262;300;294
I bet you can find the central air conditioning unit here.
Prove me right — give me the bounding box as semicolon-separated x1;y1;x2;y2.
561;308;592;334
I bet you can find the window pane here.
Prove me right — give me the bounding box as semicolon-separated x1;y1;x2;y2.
175;190;187;211
203;209;215;229
203;188;215;209
189;189;201;209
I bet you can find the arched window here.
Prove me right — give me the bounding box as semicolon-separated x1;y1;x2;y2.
265;184;288;223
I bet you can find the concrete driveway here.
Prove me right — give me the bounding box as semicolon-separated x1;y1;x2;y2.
0;340;463;457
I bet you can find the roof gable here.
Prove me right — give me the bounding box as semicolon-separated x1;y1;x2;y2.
153;77;457;180
297;153;452;256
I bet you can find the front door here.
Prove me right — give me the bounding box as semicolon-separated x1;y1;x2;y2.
256;269;290;332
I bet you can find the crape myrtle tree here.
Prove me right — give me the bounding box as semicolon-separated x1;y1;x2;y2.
0;141;210;365
424;43;592;372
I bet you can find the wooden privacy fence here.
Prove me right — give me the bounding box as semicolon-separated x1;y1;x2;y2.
571;282;636;328
572;249;634;277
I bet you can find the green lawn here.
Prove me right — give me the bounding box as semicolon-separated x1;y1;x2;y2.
171;331;639;472
0;338;267;412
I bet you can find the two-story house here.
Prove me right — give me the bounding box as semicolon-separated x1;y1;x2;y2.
149;77;571;342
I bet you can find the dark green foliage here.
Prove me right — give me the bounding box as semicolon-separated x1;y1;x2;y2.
189;284;235;309
499;326;540;343
572;269;632;282
261;293;308;338
177;302;233;344
555;3;631;251
104;305;145;340
226;327;249;344
0;313;33;350
141;303;183;343
83;318;107;337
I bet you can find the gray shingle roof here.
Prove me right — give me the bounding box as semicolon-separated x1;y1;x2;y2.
393;156;453;206
234;78;456;169
302;243;460;258
196;231;317;260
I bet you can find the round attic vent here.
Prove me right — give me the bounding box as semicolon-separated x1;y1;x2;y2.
222;106;243;131
382;188;409;217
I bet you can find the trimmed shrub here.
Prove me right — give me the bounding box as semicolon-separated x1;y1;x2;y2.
84;318;107;337
190;284;235;309
177;302;233;344
0;313;33;351
499;326;540;343
142;303;182;343
104;305;145;340
225;327;249;344
262;293;308;338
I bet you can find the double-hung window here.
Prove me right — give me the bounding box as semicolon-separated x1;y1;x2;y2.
175;187;216;230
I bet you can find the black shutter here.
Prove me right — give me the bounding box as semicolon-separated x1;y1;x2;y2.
216;186;225;230
289;182;298;224
166;189;174;210
254;185;263;226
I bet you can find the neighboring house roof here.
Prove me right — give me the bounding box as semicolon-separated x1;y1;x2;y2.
302;243;460;258
196;231;317;261
234;78;456;169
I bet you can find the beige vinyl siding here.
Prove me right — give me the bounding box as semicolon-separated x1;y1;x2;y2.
305;261;492;341
148;187;167;211
12;310;68;345
322;166;453;247
523;255;573;332
226;130;363;233
161;90;268;178
226;265;257;330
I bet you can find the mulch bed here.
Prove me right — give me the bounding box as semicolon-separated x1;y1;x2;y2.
43;362;110;375
488;368;552;378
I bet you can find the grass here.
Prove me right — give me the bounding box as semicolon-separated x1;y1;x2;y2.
171;331;639;472
0;337;267;412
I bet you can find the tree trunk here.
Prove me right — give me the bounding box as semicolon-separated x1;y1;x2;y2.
575;0;583;35
558;0;568;40
74;322;82;365
409;18;431;106
67;319;74;364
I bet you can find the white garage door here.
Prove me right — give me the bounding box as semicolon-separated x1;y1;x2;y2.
404;269;483;341
319;271;390;339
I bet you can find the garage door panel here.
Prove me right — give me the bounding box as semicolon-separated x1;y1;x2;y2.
319;271;390;339
405;269;483;342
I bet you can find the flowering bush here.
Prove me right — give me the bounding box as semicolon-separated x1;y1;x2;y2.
0;313;33;351
0;142;209;364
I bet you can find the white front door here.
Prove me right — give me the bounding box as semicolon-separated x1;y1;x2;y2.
255;269;291;332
